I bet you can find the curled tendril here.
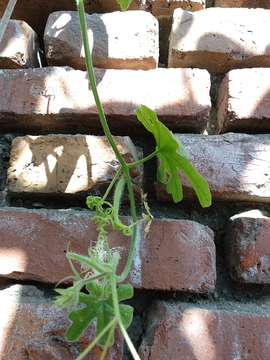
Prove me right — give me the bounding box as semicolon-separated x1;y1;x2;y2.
122;227;132;236
86;196;102;210
86;196;133;245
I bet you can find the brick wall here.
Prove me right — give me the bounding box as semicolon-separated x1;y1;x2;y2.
0;0;270;359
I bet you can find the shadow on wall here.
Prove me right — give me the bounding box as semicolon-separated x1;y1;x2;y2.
8;135;94;197
0;0;123;50
0;0;78;50
44;10;109;70
169;8;270;75
0;12;109;358
7;132;135;201
1;9;270;359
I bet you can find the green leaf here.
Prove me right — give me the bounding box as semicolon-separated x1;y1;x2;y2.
116;0;132;11
66;282;134;346
54;287;78;309
136;105;211;207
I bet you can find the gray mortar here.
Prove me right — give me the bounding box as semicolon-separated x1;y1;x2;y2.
1;132;270;360
0;134;14;207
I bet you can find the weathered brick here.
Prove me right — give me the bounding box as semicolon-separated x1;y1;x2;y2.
0;19;40;69
145;0;205;16
156;133;270;203
0;66;211;134
214;0;270;8
44;10;159;70
217;68;270;133
139;302;270;360
0;0;76;45
0;284;123;359
0;1;204;44
0;208;216;292
168;8;270;74
150;0;205;65
7;134;142;201
225;210;270;283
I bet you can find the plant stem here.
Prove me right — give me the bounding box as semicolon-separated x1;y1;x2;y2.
120;321;141;360
128;215;152;229
126;148;160;168
0;0;17;44
102;166;123;201
76;0;138;282
116;178;137;282
110;271;141;360
76;0;126;170
113;176;126;223
75;318;118;360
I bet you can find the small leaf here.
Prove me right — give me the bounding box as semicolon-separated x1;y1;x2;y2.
65;282;134;346
117;283;134;302
116;0;132;11
136;105;211;207
54;287;76;309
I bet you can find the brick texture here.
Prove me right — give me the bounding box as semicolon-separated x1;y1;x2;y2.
168;8;270;74
0;0;77;46
142;0;205;16
139;302;270;360
0;284;123;360
156;133;270;203
0;20;40;69
217;68;270;133
225;210;270;283
7;135;142;201
0;1;205;44
214;0;270;8
44;11;159;70
1;2;270;359
0;208;216;292
0;66;211;134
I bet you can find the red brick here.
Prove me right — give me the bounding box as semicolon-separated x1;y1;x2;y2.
168;8;270;74
0;67;211;134
0;1;204;44
215;0;270;8
217;68;270;133
0;208;216;292
225;210;270;283
0;284;123;359
156;133;270;203
44;11;158;70
0;20;40;69
0;0;76;45
0;0;118;45
7;135;142;201
138;0;205;16
139;303;270;360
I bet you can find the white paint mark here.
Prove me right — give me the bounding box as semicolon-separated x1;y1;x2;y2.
129;222;143;286
231;322;241;360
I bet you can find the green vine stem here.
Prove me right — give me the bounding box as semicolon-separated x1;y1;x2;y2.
76;0;138;282
54;3;212;360
75;318;118;360
110;271;141;360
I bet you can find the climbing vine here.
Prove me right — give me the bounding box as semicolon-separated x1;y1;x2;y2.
54;1;212;359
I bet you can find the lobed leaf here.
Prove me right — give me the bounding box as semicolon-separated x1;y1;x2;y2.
65;282;134;346
136;105;211;207
116;0;132;11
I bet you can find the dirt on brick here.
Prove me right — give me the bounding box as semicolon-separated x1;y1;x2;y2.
1;133;270;360
0;135;14;207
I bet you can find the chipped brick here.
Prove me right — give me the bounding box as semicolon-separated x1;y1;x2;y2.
7;134;142;201
0;208;216;292
44;11;159;70
168;8;270;74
